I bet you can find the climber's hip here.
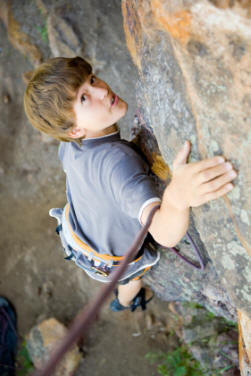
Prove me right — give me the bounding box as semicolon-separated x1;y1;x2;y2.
59;204;160;284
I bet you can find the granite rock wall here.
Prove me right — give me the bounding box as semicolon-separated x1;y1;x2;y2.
122;0;251;320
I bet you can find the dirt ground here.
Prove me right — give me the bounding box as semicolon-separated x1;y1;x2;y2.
0;1;179;375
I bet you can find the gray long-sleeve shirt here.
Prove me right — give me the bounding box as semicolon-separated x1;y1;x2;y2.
58;131;161;257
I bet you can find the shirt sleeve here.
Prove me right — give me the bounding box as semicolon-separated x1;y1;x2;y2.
108;151;161;222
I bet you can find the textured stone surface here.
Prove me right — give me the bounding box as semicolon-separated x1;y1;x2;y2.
47;7;84;57
122;0;251;318
172;302;239;373
26;318;82;375
0;0;43;66
133;121;236;321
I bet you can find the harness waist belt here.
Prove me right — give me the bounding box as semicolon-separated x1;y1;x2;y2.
65;204;143;264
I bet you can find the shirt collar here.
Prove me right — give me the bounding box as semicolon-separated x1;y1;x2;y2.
80;130;120;147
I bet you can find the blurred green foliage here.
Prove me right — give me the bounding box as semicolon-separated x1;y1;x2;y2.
16;340;34;376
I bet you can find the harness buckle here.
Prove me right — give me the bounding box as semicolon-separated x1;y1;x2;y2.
91;267;109;277
87;252;93;261
91;264;110;277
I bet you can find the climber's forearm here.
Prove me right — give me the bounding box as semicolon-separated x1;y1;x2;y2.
150;204;190;246
142;186;190;248
150;204;189;248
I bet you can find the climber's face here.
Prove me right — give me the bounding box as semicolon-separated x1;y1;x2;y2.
69;74;128;139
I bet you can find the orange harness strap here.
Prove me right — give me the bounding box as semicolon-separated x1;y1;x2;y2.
132;266;151;281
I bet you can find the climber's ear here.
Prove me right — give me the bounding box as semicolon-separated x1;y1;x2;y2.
67;126;87;139
22;70;35;84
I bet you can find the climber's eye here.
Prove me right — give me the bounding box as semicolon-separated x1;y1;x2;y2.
81;94;87;103
90;75;95;84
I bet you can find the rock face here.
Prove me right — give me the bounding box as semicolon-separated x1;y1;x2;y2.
0;0;43;66
47;8;84;57
122;0;251;319
171;302;239;373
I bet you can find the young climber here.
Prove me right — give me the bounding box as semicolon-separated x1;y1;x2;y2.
23;56;237;312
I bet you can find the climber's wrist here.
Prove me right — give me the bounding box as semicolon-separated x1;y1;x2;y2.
141;192;189;247
162;182;190;212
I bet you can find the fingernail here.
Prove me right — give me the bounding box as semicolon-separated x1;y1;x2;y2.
229;171;237;178
218;157;225;163
225;162;232;170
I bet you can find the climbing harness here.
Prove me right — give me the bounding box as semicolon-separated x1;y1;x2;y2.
49;204;160;283
50;203;204;275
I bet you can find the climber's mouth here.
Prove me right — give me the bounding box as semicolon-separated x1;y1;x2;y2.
111;93;119;107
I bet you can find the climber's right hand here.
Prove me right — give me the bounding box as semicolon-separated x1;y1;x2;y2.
164;140;237;211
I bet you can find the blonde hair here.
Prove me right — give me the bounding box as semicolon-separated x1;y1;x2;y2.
24;56;92;142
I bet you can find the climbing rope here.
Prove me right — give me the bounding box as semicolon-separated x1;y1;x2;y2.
169;232;205;270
